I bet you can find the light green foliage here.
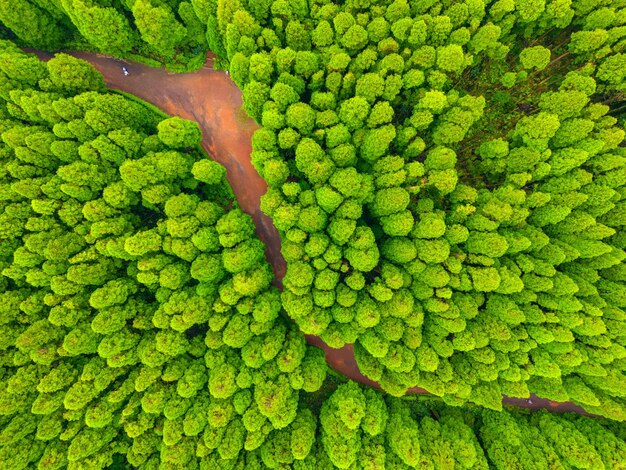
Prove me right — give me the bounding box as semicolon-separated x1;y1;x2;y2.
218;0;626;414
157;117;202;148
569;30;609;54
133;0;187;59
597;54;626;84
61;0;138;55
192;159;226;184
5;0;626;466
4;0;212;69
437;44;467;73
0;46;329;470
0;0;71;49
519;46;551;70
46;54;105;94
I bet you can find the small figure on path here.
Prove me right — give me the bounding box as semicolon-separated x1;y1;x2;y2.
122;66;129;76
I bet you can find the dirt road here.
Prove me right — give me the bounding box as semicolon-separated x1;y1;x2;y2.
33;49;285;284
30;50;590;416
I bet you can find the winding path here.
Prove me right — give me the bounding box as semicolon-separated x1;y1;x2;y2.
32;50;591;416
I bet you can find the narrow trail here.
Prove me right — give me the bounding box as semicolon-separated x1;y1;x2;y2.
31;50;591;417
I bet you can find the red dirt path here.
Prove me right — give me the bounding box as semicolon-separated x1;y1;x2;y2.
32;50;591;416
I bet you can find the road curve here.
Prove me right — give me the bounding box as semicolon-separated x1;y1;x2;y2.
31;49;285;284
30;50;591;417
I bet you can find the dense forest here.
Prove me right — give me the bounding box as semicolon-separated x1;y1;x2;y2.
216;0;626;419
0;0;210;70
0;42;327;468
1;0;626;468
1;39;623;470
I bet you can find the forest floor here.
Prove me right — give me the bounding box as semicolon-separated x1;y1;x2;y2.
30;49;591;417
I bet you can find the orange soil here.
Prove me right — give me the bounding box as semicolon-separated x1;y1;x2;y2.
31;50;591;416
